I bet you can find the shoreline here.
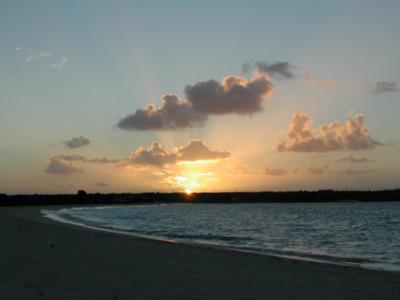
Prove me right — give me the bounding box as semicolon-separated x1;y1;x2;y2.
41;205;397;274
1;205;400;299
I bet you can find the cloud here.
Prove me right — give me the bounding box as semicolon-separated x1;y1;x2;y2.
127;140;231;167
64;135;91;149
308;165;329;175
46;140;229;175
117;73;274;130
25;55;39;63
184;74;273;115
264;167;288;176
24;50;51;63
243;60;296;79
370;81;398;95
302;72;316;86
50;154;122;164
45;154;124;175
336;156;374;163
51;154;86;161
306;165;377;176
277;112;380;153
40;51;52;57
128;142;177;166
117;94;206;130
176;140;230;161
331;168;378;176
94;181;109;187
88;157;122;163
16;47;22;51
45;156;83;175
321;80;335;91
50;57;68;69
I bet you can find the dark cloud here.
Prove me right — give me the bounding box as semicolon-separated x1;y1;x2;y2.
277;112;380;153
94;181;109;187
117;94;206;130
242;60;296;79
64;135;90;149
264;167;288;176
336;156;374;163
117;73;273;131
128;142;177;166
371;81;398;95
127;140;231;167
45;156;83;175
185;74;273;115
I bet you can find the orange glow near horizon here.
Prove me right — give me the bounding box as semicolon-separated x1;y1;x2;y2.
172;175;200;193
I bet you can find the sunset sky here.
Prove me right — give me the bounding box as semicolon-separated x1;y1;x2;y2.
1;0;399;194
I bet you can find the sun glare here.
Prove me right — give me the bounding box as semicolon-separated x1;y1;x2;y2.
172;175;200;194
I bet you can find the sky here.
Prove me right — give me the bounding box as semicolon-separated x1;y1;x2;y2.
0;0;399;194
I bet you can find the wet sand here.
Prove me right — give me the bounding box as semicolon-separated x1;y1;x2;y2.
1;206;399;299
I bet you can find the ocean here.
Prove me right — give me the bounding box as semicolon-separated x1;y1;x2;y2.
43;202;400;272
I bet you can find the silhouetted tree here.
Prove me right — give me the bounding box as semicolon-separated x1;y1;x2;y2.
77;190;87;201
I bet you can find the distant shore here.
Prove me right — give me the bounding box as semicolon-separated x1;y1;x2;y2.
1;206;399;299
1;189;399;206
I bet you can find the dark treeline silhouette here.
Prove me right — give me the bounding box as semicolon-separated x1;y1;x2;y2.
0;189;399;206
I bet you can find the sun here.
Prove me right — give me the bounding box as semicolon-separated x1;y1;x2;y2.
173;175;200;194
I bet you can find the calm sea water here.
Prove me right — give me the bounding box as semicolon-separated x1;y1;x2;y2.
44;202;400;272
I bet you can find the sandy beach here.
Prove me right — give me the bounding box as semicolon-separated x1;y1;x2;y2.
1;206;399;300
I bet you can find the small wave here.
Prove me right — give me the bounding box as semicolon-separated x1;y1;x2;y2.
164;233;252;242
235;246;373;265
40;208;370;269
41;204;400;273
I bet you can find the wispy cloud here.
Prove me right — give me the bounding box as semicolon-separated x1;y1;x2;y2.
308;165;329;175
39;51;52;57
321;79;336;91
17;48;57;65
265;167;288;176
45;154;123;175
23;50;52;63
370;81;398;95
301;71;316;86
306;165;377;176
49;154;123;164
335;156;374;163
25;55;39;63
50;57;68;70
330;168;378;176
